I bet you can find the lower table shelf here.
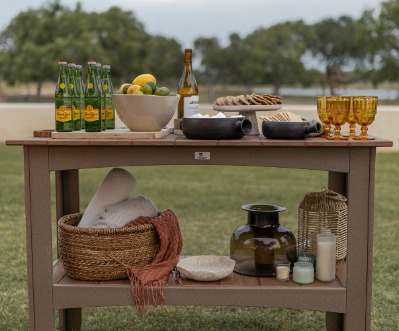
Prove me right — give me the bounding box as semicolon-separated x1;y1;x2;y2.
53;259;347;313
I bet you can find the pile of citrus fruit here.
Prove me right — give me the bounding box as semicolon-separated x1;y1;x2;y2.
119;74;175;96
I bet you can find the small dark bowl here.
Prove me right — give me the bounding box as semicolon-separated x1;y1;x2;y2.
181;117;252;140
262;121;322;140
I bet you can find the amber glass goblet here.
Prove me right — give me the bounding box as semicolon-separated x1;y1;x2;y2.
326;96;351;140
352;96;378;140
316;96;331;137
346;96;358;138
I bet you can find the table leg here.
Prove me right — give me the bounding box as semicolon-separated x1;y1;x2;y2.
56;170;82;331
55;170;80;219
59;308;83;331
24;147;55;330
327;172;346;330
338;148;374;330
326;312;343;331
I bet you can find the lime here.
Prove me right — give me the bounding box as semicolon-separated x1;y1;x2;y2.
154;87;170;96
140;84;153;95
132;90;144;95
133;74;156;86
126;84;141;94
119;83;132;94
146;81;157;94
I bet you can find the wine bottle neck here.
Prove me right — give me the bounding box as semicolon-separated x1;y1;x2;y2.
184;48;192;63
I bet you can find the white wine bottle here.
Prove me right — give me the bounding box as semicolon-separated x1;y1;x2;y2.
177;49;199;118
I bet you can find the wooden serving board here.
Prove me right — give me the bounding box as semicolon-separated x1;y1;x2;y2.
49;128;170;139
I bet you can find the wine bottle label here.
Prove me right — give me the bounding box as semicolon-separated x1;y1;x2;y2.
184;95;199;117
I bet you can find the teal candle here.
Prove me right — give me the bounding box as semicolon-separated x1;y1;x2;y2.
297;253;315;267
293;262;314;284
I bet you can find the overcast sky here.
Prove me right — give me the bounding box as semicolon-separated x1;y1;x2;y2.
0;0;383;48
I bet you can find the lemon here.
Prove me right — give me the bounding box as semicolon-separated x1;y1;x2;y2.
119;83;132;94
126;84;141;94
132;90;144;95
133;74;156;86
140;84;153;95
154;87;170;96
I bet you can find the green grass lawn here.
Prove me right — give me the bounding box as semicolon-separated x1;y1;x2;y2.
0;143;397;330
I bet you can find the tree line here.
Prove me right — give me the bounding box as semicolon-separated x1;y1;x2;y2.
0;0;398;96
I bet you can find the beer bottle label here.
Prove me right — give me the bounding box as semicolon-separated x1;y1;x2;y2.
104;96;113;118
56;105;72;122
73;106;81;120
85;105;100;122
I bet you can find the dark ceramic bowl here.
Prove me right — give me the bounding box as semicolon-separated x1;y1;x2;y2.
181;117;252;140
262;121;322;140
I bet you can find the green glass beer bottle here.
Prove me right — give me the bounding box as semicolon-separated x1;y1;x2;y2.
55;61;73;132
84;61;102;132
67;63;81;130
96;62;106;130
75;64;86;129
102;65;115;129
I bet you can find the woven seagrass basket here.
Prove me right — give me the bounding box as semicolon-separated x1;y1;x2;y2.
297;189;347;261
58;213;159;281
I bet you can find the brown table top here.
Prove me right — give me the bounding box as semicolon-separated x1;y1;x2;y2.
5;134;394;148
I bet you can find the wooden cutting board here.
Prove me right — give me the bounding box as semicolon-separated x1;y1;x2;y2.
40;128;170;139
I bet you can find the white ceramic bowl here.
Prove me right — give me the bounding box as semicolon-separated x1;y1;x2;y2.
177;255;235;281
113;94;180;132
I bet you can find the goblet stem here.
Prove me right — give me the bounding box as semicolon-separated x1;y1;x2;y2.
323;123;332;138
355;125;375;140
348;123;357;138
327;125;348;140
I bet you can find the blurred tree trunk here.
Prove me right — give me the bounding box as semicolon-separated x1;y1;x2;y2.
36;81;42;97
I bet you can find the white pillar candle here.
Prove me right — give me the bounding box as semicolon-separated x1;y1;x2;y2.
316;233;337;282
293;262;314;284
276;263;290;282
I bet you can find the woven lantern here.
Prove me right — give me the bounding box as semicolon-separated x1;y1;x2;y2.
297;189;347;261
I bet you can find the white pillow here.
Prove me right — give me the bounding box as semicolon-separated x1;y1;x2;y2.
78;168;136;228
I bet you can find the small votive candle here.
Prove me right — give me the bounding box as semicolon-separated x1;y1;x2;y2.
293;262;314;284
275;262;290;282
316;233;337;282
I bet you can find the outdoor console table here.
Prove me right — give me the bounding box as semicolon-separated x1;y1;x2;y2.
6;134;393;331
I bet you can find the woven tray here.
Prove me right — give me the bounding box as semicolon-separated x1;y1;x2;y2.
297;189;347;261
58;213;159;281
